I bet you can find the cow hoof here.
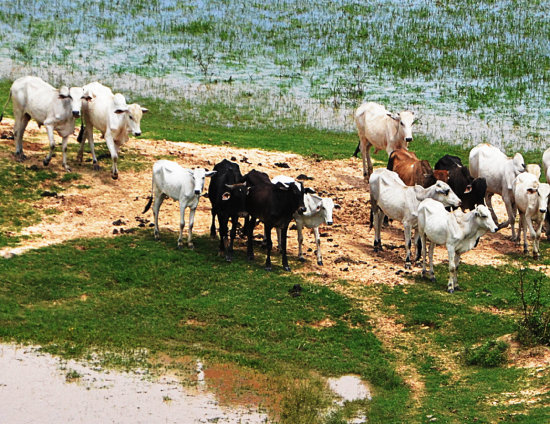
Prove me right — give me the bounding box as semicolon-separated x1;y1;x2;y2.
317;260;323;266
534;253;540;260
405;262;412;270
430;276;436;283
284;266;291;272
64;166;71;173
111;173;118;180
177;244;183;250
93;163;100;171
188;244;195;250
15;153;27;162
299;257;306;263
43;158;50;166
225;257;232;263
447;288;454;294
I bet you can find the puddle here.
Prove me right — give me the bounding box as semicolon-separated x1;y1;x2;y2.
327;375;372;404
0;343;268;424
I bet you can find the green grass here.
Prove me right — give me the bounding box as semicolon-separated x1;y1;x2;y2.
0;232;408;421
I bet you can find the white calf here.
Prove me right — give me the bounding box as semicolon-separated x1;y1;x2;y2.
142;160;215;248
513;172;550;259
369;169;461;268
418;200;498;293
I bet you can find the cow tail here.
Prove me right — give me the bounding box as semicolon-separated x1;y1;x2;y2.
76;123;84;144
142;195;153;214
352;141;360;158
387;151;395;170
369;200;374;230
0;90;12;123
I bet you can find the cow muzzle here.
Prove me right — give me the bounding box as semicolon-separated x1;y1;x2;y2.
194;190;201;195
326;221;333;226
540;209;547;214
297;206;306;215
134;131;142;137
72;111;80;118
405;137;413;142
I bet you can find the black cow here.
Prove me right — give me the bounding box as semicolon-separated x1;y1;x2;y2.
244;170;306;271
435;154;487;211
208;159;248;262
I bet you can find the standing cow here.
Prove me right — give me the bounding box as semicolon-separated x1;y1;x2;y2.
513;172;550;259
434;154;487;211
0;76;84;171
469;143;525;238
354;102;415;180
143;160;215;249
208;159;248;262
77;82;148;179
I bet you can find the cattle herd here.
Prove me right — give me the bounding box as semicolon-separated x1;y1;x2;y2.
2;78;550;293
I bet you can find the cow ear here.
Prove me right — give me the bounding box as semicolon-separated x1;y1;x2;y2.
222;192;231;201
304;187;316;194
141;107;149;114
464;185;472;194
225;184;234;189
275;182;289;190
387;112;399;121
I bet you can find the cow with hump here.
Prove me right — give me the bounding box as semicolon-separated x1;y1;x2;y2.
271;176;338;266
143;160;215;249
387;148;448;188
469;143;525;238
418;200;498;293
369;169;461;269
208;159;248;262
244;170;306;271
77;82;148;179
0;76;84;171
513;172;550;259
434;154;487;211
354;102;415;180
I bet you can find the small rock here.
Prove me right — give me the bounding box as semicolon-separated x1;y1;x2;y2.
112;219;125;226
113;229;119;235
274;162;290;168
41;191;58;197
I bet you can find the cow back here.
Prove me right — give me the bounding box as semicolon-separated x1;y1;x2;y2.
435;154;464;171
244;169;271;187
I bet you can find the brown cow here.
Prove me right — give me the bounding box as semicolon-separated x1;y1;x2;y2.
387;148;447;188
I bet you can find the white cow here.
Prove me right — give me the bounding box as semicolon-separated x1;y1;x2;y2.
0;76;83;170
418;200;497;293
77;82;148;179
354;102;415;180
543;148;550;183
142;160;215;249
369;169;461;269
513;172;550;259
469;143;525;238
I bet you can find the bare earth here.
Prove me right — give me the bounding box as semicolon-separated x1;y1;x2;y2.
1;118;549;419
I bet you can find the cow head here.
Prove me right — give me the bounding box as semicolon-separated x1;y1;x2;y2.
513;152;526;176
222;182;248;215
474;204;498;233
58;86;85;118
126;103;148;137
526;183;550;215
274;181;306;215
431;180;461;208
191;168;217;195
391;110;415;143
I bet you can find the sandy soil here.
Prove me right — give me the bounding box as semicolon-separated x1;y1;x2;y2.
1;118;549;418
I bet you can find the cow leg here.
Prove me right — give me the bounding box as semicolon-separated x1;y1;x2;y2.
404;223;412;269
13;112;30;161
246;216;256;261
413;229;422;263
210;210;217;238
218;214;230;260
42;125;57;167
187;207;196;249
152;192;164;241
86;128;100;170
105;136;118;179
61;136;71;172
486;193;500;227
428;241;436;282
521;213;528;253
373;206;384;252
313;226;323;266
296;222;305;262
264;224;273;271
279;223;291;271
275;227;282;252
535;218;543;259
525;216;538;259
453;253;461;291
447;247;457;293
228;215;239;261
420;233;428;279
503;193;517;239
362;143;373;179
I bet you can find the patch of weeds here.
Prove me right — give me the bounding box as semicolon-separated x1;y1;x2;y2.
61;172;81;182
279;377;331;424
76;184;91;190
465;340;509;367
514;270;550;346
44;208;61;216
65;369;81;382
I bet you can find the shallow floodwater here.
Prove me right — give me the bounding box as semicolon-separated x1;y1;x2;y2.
0;344;268;424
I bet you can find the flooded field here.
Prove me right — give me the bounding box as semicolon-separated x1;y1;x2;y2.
0;1;548;149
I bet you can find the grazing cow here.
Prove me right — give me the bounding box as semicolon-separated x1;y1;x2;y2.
354;102;415;180
244;170;306;271
272;176;338;266
418;200;498;293
513;172;550;259
143;160;215;249
0;76;84;170
387;148;440;188
434;154;487;211
469;143;525;238
369;169;461;269
208;159;248;262
77;82;148;179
